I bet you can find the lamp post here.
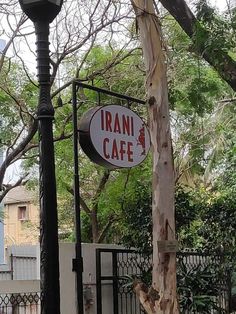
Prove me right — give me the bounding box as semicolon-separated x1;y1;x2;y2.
18;1;63;313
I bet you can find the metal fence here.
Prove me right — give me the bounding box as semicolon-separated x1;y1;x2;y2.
117;250;151;314
0;293;40;314
96;248;232;314
0;248;232;314
178;251;230;313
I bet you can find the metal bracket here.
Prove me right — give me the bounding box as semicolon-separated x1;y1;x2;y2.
72;257;83;272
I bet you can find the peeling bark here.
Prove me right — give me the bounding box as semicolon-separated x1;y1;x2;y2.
131;1;178;313
134;281;157;314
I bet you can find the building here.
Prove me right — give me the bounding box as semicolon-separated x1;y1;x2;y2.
3;186;39;246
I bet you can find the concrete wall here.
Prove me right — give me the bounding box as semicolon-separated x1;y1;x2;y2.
0;243;125;314
60;243;123;314
0;280;40;293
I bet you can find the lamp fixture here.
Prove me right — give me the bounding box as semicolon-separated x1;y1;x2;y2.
19;0;63;22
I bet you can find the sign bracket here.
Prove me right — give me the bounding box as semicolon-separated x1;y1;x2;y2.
72;80;146;314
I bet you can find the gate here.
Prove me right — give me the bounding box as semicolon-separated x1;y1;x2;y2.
96;248;232;314
96;248;151;314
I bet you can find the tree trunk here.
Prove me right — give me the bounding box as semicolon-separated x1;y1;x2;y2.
131;1;178;313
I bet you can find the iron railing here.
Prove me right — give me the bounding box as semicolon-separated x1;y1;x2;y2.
96;248;232;314
0;292;40;314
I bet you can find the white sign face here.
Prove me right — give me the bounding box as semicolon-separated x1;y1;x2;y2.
84;105;150;169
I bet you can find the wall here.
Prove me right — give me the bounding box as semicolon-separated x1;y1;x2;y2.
60;243;122;314
0;243;124;314
0;279;40;293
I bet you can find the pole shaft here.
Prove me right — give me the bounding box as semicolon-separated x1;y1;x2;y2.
35;21;60;314
72;82;84;313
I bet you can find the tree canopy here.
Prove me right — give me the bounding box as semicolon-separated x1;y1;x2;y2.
0;0;235;249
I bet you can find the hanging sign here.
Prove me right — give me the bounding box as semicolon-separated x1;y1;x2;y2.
79;105;150;169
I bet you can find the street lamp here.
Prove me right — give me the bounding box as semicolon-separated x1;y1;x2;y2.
18;1;63;314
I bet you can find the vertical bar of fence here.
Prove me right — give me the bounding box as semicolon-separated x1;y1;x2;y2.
112;251;119;314
96;249;102;314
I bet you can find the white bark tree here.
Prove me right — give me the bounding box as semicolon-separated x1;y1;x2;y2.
131;1;178;313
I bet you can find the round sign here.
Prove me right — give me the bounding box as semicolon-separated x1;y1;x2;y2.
79;105;150;169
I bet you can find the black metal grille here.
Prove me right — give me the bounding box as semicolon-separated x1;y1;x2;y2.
96;249;231;314
177;251;229;313
0;293;40;313
117;252;151;314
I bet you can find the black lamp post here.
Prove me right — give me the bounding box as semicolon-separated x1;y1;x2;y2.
18;1;63;313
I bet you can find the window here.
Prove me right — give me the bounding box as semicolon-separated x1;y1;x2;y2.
18;206;28;221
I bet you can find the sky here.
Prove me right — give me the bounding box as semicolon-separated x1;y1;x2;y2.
210;0;236;11
210;0;225;10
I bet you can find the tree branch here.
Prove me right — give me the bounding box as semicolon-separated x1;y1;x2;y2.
66;185;91;215
0;14;27;74
159;0;236;91
0;173;29;203
98;215;119;243
0;119;37;190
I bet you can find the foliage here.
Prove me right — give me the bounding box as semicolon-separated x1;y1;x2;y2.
119;163;152;255
177;256;226;313
198;177;236;254
0;0;136;202
80;45;145;99
0;1;236;250
121;251;228;313
121;166;236;255
194;3;235;57
120;181;206;252
22;45;147;242
163;13;232;116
